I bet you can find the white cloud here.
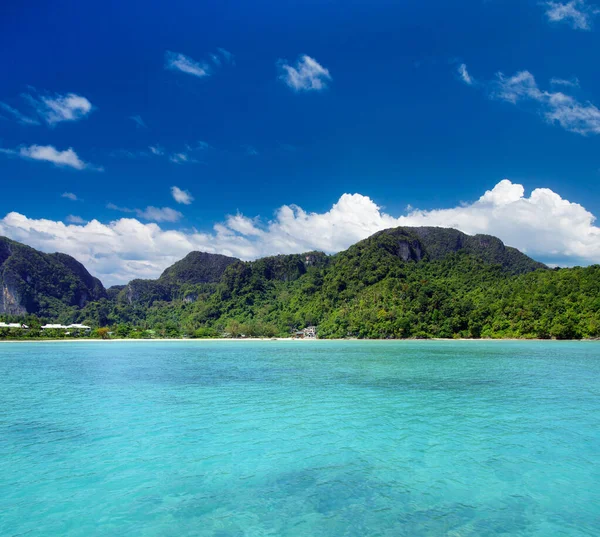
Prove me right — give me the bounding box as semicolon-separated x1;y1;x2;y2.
66;215;86;224
25;91;93;125
2;180;600;286
550;77;580;87
458;63;473;85
278;55;332;91
462;67;600;136
493;70;600;135
493;70;543;103
129;115;147;128
225;213;263;236
165;48;234;79
62;192;79;201
1;144;101;170
0;90;92;126
165;51;210;78
171;186;194;205
543;0;599;30
169;152;196;164
149;145;164;156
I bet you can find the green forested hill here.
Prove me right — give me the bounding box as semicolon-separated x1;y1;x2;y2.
2;227;600;339
0;236;106;317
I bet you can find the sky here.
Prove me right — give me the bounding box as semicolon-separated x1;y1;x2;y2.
1;0;600;285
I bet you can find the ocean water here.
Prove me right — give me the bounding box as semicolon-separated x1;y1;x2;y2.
1;341;599;537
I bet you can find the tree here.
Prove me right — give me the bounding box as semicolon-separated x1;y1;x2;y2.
96;327;110;340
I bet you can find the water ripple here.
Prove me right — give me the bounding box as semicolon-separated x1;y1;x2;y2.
0;341;599;536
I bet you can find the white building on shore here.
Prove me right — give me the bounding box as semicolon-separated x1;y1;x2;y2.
41;324;91;331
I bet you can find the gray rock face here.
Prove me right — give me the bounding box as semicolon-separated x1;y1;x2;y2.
396;239;424;262
1;279;27;315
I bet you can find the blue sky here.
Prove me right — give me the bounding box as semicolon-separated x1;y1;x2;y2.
1;0;600;285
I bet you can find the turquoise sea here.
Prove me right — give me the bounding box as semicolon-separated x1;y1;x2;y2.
1;341;599;536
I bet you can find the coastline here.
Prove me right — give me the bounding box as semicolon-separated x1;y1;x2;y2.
0;337;597;343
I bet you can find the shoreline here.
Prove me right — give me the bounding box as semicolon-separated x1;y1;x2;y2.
0;337;597;343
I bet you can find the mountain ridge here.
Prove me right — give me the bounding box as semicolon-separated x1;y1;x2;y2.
9;227;599;341
0;226;546;315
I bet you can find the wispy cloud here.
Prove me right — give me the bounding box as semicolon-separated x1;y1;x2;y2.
62;192;79;201
278;55;332;92
129;115;147;128
24;91;93;125
217;48;234;64
186;140;211;151
109;149;150;159
458;63;474;85
0;102;41;125
543;0;599;30
0;90;93;126
171;186;194;205
165;51;210;78
550;77;580;87
244;145;259;156
1;144;101;170
462;66;600;136
107;203;183;223
66;215;86;224
169;152;196;164
165;48;235;78
493;70;600;135
111;143;205;163
210;48;235;67
136;206;183;222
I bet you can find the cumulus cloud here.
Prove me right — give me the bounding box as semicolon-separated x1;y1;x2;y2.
2;180;600;286
66;215;86;224
171;186;194;205
62;192;79;201
458;63;474;85
278;55;332;91
543;0;599;30
149;145;165;156
0;144;101;170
